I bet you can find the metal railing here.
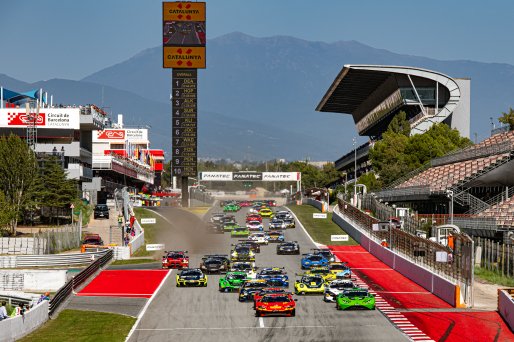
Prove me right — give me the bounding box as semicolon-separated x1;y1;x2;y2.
431;141;513;167
0;250;110;268
48;249;113;315
337;197;473;284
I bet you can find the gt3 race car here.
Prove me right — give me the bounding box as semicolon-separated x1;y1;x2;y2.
206;223;224;234
223;203;240;212
230;261;257;279
246;220;264;231
255;293;296;317
267;231;285;243
219;271;249;292
236;240;261;253
257;267;289;287
162;250;189;269
239;279;269;302
246;214;262;223
276;241;300;255
253;287;287;308
223;222;239;232
306;266;336;282
311;248;336;263
323;279;356;302
294;274;326;295
199;255;230;274
259;208;274;218
269;218;286;230
336;288;375;310
329;262;351;279
284;218;296;228
248;232;269;245
301;253;329;269
176;268;208;287
231;245;256;262
231;227;250;238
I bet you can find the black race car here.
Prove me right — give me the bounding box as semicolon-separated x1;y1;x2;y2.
206;222;224;234
311;248;336;263
236;240;261;253
277;241;300;255
199;255;230;274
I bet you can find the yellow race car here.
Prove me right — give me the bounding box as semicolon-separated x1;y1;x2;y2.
329;262;352;279
294;274;326;295
176;268;208;287
306;266;336;282
259;208;274;218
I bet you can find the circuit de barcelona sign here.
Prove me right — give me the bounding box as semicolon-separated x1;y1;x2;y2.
200;172;301;181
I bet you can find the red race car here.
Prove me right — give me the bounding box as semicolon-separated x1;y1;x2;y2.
239;201;253;207
162;250;189;269
246;214;262;223
253;287;286;309
254;293;296;317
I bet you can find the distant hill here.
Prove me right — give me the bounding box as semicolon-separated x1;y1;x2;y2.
3;32;514;160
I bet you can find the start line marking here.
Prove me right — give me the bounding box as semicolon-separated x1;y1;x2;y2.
136;325;337;331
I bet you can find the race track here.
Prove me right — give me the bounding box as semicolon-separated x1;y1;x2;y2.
128;205;408;342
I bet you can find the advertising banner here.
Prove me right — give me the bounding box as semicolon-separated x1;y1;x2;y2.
93;129;148;142
232;172;263;181
200;172;232;181
0;108;80;129
262;172;301;181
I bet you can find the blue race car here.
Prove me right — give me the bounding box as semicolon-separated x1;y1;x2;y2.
256;267;289;287
301;253;329;269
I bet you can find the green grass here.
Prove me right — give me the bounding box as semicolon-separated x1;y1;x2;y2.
19;309;136;342
111;258;157;266
474;266;514;287
132;208;166;257
287;204;357;246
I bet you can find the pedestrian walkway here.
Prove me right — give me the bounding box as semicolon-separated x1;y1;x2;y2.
82;206;122;246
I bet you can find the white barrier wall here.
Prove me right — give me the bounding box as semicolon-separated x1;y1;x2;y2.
0;270;67;292
0;300;49;342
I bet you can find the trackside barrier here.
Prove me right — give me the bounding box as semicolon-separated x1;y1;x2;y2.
0;250;110;269
48;249;113;315
302;198;323;211
0;300;49;342
498;289;514;331
331;205;459;307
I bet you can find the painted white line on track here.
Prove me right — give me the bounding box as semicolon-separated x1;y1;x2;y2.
125;269;172;342
259;317;264;328
135;325;337;331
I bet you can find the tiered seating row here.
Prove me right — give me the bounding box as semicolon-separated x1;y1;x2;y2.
397;153;510;192
477;195;514;227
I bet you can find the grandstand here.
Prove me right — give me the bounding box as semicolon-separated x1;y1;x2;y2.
317;65;470;180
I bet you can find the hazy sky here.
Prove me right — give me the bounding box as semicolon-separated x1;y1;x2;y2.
1;0;513;82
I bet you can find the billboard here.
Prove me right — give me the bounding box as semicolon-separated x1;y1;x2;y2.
93;129;148;142
163;2;206;69
199;172;302;181
0;108;80;129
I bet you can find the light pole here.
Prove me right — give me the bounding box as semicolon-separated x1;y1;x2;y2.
353;137;357;205
446;189;454;225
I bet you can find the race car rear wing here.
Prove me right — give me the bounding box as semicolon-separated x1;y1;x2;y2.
202;254;229;260
164;250;188;254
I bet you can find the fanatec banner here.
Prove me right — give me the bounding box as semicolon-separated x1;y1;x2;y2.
200;172;301;181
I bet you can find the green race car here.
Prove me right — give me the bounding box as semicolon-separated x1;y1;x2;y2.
224;204;240;212
231;227;250;238
336;288;375;310
219;271;249;292
223;222;239;232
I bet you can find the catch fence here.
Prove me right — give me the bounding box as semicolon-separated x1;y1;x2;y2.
474;237;514;277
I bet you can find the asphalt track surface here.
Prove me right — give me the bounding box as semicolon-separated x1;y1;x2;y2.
128;205;408;342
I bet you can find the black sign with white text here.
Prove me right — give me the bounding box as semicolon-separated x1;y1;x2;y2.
172;69;197;177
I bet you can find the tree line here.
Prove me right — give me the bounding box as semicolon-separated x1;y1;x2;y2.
0;135;79;236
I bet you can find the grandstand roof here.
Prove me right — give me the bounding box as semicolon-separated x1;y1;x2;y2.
316;65;465;137
1;87;44;104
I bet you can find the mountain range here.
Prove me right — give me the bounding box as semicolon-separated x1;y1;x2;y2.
2;32;514;161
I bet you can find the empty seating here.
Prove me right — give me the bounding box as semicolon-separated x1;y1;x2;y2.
477;195;514;227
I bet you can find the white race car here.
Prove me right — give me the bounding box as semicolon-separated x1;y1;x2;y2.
323;279;357;302
230;261;257;279
248;232;269;245
276;210;293;220
246;220;263;231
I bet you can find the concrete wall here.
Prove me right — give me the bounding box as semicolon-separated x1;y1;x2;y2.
451;78;471;139
498;289;514;331
0;238;47;255
0;270;67;292
331;208;457;307
302;198;323;211
0;300;49;342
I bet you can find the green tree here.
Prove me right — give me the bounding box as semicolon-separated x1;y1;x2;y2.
369;113;472;187
498;107;514;130
36;156;78;225
0;135;39;235
357;172;381;192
